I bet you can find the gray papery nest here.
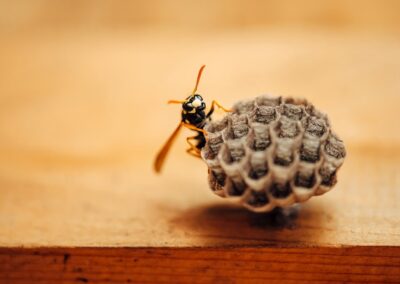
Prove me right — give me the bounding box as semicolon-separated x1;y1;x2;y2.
201;95;346;212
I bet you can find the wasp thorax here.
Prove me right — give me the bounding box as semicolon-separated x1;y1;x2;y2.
201;94;346;213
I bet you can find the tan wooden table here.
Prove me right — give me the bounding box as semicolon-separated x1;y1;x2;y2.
0;29;399;283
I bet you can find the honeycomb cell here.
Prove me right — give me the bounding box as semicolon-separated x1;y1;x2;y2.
319;165;337;187
282;104;304;121
229;114;249;139
247;154;269;180
209;170;226;188
247;125;271;151
270;182;292;199
305;116;327;137
273;147;294;166
205;116;229;133
300;138;321;163
233;100;255;115
256;95;281;107
249;106;277;124
221;141;246;164
274;116;301;140
294;171;316;188
245;190;270;208
324;134;346;159
225;178;247;197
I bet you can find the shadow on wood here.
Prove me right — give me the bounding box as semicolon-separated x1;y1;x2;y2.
170;200;330;247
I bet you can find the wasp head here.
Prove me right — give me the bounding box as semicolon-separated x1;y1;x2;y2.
183;94;206;114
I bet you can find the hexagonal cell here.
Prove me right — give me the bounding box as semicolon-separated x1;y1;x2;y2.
202;144;217;161
294;170;316;189
293;179;319;202
232;100;255;115
246;125;271;152
281;103;304;121
249;105;277;124
205;116;229;134
319;164;337;187
304;116;327;138
282;96;309;107
248;164;268;181
242;152;271;191
274;116;301;139
229;114;249;139
270;182;292;199
314;184;333;196
244;190;270;208
220;141;246;165
255;95;282;107
300;137;321;163
273;144;295;166
247;154;269;180
207;138;224;159
271;117;301;166
324;134;346;159
208;169;226;190
224;178;247;197
305;104;330;127
203;118;228;159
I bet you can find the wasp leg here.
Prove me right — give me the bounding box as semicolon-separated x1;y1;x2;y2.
207;100;232;118
186;147;201;158
186;136;202;158
182;122;208;135
186;135;198;148
211;100;232;112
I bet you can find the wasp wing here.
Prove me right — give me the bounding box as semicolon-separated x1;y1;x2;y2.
154;122;183;173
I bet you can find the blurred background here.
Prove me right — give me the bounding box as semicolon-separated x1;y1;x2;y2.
0;0;400;177
0;0;400;246
1;0;399;172
1;0;400;32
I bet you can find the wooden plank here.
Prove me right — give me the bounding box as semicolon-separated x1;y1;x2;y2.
1;247;400;283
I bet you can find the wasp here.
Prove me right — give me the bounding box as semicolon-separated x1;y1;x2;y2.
154;65;231;173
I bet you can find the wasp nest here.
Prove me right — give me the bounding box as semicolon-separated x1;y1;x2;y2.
201;95;346;212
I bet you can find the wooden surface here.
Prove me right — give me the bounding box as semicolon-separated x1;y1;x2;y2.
1;247;400;283
1;28;400;282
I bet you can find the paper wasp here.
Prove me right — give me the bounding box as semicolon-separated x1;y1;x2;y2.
154;65;231;173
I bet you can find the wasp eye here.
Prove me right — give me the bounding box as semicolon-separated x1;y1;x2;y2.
183;103;193;111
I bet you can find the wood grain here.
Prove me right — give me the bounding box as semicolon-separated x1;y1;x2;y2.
1;247;400;283
0;26;400;282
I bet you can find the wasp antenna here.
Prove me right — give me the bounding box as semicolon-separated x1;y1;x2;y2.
168;100;186;104
191;65;206;95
